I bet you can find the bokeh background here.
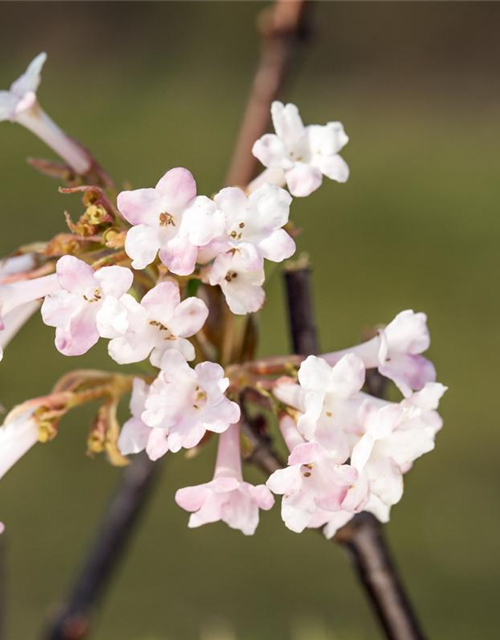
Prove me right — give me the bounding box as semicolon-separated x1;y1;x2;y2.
1;2;499;639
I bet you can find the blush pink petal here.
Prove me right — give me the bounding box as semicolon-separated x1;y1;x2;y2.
117;188;163;226
155;167;197;214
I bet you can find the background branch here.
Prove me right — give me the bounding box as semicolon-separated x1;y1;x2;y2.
41;454;162;640
224;0;311;187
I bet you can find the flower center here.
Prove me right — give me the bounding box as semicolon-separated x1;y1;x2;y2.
192;385;207;410
300;463;313;478
158;212;176;227
149;320;174;340
224;271;238;282
83;288;102;303
229;221;245;241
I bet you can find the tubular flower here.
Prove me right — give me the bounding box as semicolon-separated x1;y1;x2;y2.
252;101;349;197
176;423;274;535
139;350;241;457
117;167;224;275
97;281;208;366
0;409;40;534
274;356;446;530
0;273;59;322
0;53;91;174
41;256;133;356
274;353;367;458
209;251;265;315
212;183;295;269
117;378;158;459
322;310;436;396
266;416;364;534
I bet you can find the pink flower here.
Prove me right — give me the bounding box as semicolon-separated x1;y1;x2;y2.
0;273;58;320
322;310;436;396
350;384;447;522
176;424;274;535
139;350;241;457
0;254;49;362
212;183;295;269
274;354;366;458
0;301;40;362
209;251;265;315
97;281;208;366
0;53;91;174
275;353;447;529
117;378;159;459
0;254;37;278
41;256;133;356
0;408;40;534
251;101;349;197
267;416;362;534
118;168;224;275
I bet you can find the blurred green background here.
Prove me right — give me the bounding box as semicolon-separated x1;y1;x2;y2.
1;2;499;639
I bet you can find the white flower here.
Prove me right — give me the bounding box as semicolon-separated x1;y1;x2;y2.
0;53;91;174
0;409;40;534
176;424;274;535
97;281;208;366
139;350;240;457
212;183;295;269
274;355;447;530
323;310;436;396
209;251;265;315
252;101;349;197
117;167;224;275
41;256;133;356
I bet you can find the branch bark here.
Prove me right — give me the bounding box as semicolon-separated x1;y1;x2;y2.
224;0;311;187
41;454;162;640
283;266;427;640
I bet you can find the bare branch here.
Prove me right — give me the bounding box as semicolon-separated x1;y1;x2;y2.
41;455;162;640
224;0;312;187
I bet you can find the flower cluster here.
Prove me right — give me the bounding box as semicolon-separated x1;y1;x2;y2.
0;54;445;538
269;345;446;536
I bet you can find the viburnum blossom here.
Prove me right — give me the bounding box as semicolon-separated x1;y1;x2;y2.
211;183;295;268
252;101;349;197
0;301;40;363
0;254;46;362
0;273;59;323
267;416;364;533
135;350;240;457
41;256;133;356
176;423;274;535
97;281;208;366
322;310;436;396
117;378;157;458
208;251;265;315
0;408;40;534
275;353;367;458
0;53;91;174
0;253;37;278
273;356;446;533
118;168;224;275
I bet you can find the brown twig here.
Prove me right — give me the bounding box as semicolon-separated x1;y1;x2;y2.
41;454;162;640
224;0;311;187
284;266;427;640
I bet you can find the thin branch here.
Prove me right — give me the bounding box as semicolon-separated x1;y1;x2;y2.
284;263;319;355
283;266;427;640
335;513;427;640
224;0;312;187
41;454;162;640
